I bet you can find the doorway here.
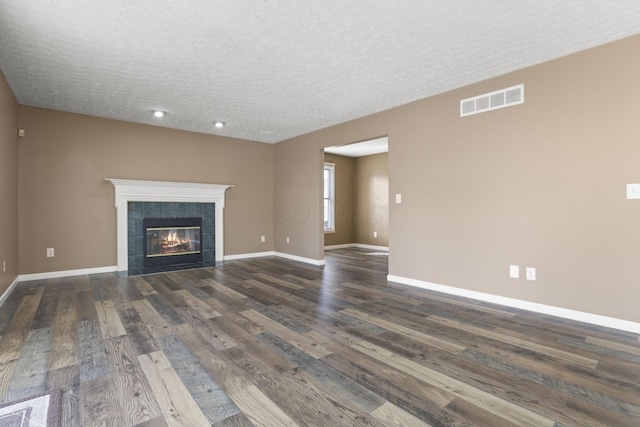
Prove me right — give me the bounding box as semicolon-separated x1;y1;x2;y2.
322;137;389;256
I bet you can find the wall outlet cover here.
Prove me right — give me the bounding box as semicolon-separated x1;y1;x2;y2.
526;267;536;281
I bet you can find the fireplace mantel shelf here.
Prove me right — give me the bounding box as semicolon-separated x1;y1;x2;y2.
106;179;234;272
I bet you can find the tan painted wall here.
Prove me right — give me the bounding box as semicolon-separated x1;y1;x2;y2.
18;106;274;274
324;153;355;246
0;71;18;294
274;34;640;323
355;152;388;247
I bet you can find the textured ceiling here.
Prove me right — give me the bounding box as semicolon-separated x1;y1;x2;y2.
1;1;640;144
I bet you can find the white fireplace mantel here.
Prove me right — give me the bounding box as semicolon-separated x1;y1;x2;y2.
106;179;234;272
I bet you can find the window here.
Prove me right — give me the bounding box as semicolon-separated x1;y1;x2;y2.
324;162;335;232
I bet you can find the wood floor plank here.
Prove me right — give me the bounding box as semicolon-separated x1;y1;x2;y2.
427;315;599;369
253;273;305;290
7;326;52;401
586;335;640;357
352;339;556;427
321;350;460;425
244;278;297;302
145;294;184;326
105;335;162;425
240;309;332;359
171;323;248;396
30;294;59;330
203;278;248;300
445;397;522;427
258;331;386;413
49;289;78;370
95;299;127;339
0;360;18;403
0;287;45;363
371;401;434;427
132;299;171;338
138;350;211;427
0;300;20;337
465;339;640;407
229;384;299;427
155;334;241;425
342;308;466;353
80;373;125;427
407;290;517;318
173;289;222;319
135;278;158;296
77;319;111;382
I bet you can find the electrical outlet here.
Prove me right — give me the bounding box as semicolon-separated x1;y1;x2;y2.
47;248;55;258
526;267;536;281
286;237;290;244
261;235;266;242
509;265;519;279
373;231;377;238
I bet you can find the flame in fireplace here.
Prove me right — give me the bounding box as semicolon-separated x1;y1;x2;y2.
146;225;200;258
164;229;190;250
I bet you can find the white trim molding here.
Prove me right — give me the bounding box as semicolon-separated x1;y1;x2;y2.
224;251;275;261
0;276;20;308
275;252;325;266
387;274;640;335
20;266;118;282
225;251;325;266
106;179;233;272
325;243;389;251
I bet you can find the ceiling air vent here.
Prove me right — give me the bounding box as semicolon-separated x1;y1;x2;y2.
460;84;524;117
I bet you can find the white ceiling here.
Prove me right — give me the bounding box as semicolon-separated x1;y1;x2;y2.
325;137;388;158
1;1;640;144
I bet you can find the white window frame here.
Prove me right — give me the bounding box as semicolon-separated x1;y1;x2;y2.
323;162;335;233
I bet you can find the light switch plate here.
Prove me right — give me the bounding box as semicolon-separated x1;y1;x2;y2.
627;183;640;199
509;265;519;279
395;194;402;204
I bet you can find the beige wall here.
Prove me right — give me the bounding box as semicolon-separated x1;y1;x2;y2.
274;34;640;323
0;71;18;294
324;153;355;246
18;106;274;274
355;152;388;247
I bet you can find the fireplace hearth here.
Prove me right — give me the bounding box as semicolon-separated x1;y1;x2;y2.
143;217;202;267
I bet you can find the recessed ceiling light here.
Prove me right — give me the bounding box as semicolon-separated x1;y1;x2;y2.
214;121;225;128
153;110;165;118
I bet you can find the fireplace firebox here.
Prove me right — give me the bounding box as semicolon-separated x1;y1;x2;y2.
143;217;202;267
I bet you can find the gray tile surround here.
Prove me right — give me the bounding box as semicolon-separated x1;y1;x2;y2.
127;202;215;275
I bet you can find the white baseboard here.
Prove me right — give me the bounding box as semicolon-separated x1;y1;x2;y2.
387;274;640;335
0;276;20;308
324;244;355;250
274;252;325;266
224;251;325;266
224;251;275;261
20;266;118;282
324;243;389;251
354;243;389;251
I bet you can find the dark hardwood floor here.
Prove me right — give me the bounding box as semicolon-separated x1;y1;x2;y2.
1;247;639;426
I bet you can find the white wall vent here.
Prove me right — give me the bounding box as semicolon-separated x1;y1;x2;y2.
460;84;524;117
